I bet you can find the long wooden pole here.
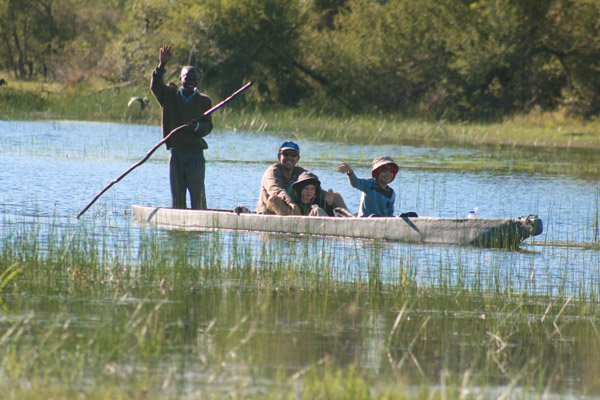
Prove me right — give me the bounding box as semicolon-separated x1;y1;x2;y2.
76;82;253;219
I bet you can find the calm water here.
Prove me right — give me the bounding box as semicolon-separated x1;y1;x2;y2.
1;120;599;295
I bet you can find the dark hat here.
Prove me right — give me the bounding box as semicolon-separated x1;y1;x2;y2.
292;171;320;194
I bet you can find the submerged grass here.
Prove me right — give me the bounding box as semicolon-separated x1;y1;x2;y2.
1;217;600;399
595;188;600;245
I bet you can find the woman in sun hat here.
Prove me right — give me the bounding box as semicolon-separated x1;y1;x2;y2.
289;171;336;216
336;156;398;217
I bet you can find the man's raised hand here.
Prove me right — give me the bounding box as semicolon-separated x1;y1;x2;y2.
158;45;171;69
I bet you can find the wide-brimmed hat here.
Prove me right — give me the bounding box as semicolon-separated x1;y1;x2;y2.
279;141;300;153
371;156;399;179
292;171;320;193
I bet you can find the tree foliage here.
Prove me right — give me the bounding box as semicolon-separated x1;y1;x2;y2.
193;0;313;103
1;0;599;119
0;0;125;82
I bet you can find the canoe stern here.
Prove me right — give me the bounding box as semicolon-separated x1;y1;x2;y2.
469;215;543;248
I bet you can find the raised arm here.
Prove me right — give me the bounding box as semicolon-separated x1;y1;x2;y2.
337;162;370;191
158;45;171;70
336;162;353;175
151;45;173;104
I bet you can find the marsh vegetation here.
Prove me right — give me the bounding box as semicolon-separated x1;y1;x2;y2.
1;217;600;399
1;120;599;398
3;82;600;158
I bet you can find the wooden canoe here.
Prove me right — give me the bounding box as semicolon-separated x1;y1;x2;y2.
132;205;543;248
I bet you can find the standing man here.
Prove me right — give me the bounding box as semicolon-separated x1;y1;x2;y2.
257;141;348;215
151;45;213;209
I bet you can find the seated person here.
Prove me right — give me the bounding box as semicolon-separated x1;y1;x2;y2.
336;156;398;217
289;172;335;216
257;141;347;215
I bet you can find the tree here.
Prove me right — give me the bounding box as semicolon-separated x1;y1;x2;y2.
0;0;36;78
104;0;172;83
307;0;452;114
307;0;600;119
532;0;600;115
185;0;313;104
0;0;127;82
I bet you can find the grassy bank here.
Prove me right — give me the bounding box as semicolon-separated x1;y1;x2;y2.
1;217;600;399
2;80;600;150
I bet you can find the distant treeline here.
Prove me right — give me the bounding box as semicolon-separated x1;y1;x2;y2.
1;0;599;120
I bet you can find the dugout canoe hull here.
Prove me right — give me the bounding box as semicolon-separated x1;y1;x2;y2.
132;205;543;248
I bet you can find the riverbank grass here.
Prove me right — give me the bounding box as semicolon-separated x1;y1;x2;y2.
2;80;600;150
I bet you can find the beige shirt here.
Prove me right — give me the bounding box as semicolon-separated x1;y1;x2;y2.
256;164;307;213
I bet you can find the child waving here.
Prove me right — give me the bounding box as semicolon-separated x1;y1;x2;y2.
337;156;399;217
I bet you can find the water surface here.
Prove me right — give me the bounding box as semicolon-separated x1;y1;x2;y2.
1;120;599;295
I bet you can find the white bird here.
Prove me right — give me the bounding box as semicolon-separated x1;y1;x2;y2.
128;97;149;110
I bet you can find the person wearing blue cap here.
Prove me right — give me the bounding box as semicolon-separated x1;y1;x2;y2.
257;141;347;215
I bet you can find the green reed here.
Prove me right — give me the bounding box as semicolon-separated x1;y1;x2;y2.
218;106;600;150
0;82;159;124
595;188;600;244
4;81;600;155
1;215;600;399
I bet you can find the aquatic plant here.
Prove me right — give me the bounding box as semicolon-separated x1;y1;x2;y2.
1;215;600;398
0;262;22;311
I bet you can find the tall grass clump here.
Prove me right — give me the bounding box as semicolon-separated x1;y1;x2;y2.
0;87;48;118
594;187;600;245
1;217;600;398
0;81;159;124
217;106;600;150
